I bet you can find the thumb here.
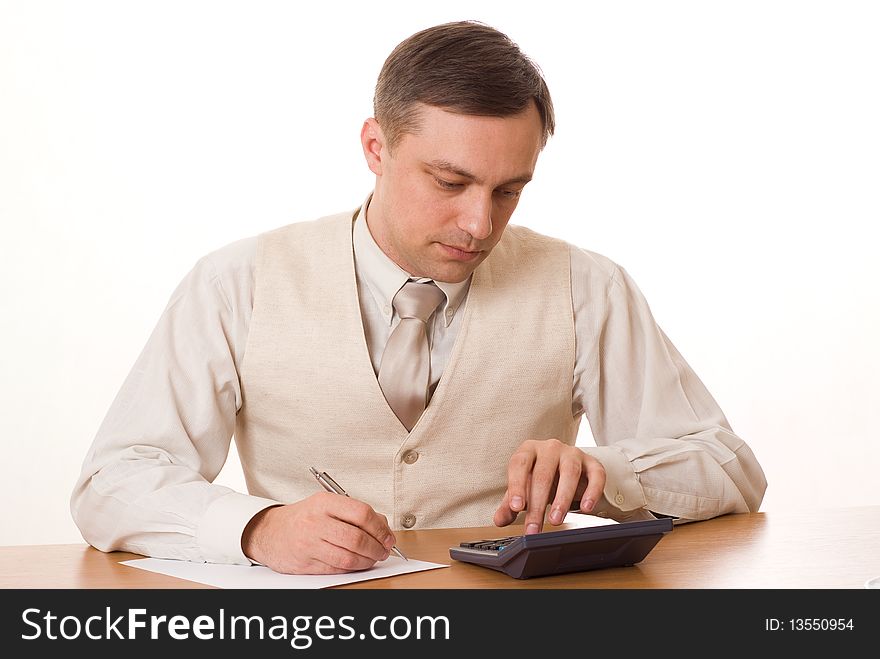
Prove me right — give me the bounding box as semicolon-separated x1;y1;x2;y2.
493;490;517;527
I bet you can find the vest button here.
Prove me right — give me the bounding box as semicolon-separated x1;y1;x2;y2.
401;513;416;528
403;450;419;464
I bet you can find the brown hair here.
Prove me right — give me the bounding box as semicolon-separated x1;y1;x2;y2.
373;21;555;151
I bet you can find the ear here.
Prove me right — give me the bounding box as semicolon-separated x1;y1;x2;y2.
360;118;386;176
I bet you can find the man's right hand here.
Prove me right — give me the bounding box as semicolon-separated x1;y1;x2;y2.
241;492;397;574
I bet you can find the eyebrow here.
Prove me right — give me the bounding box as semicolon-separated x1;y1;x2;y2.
425;159;533;187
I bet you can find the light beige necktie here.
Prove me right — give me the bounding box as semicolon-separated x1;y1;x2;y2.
378;280;446;431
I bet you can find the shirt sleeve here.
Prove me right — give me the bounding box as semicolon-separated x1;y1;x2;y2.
69;237;280;564
570;245;768;522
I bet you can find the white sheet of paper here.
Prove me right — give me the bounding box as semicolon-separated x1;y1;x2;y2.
121;556;448;589
562;512;620;526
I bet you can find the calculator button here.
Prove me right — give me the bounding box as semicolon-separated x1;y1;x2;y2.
458;536;520;551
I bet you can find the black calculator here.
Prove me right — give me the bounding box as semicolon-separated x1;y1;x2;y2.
449;518;673;579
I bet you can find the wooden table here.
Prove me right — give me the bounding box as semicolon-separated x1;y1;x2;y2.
2;506;878;589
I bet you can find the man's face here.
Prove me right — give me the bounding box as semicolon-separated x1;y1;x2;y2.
362;103;544;283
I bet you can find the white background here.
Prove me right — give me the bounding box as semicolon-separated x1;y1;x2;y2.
1;1;878;546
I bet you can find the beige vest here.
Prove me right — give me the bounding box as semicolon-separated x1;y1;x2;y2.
234;209;579;530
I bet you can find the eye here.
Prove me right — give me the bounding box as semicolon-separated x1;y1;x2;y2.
496;189;522;199
434;177;463;190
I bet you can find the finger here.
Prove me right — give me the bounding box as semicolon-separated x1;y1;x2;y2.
269;523;383;575
323;517;392;563
287;556;357;576
524;459;556;535
579;459;607;513
548;456;583;525
322;493;396;552
318;538;381;572
506;445;536;515
493;490;517;527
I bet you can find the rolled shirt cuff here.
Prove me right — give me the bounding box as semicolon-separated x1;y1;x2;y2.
197;491;281;565
579;445;651;520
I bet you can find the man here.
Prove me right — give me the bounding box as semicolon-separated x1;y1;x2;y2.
71;21;767;575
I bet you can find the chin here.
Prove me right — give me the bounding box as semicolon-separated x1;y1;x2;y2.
434;273;469;284
431;264;479;284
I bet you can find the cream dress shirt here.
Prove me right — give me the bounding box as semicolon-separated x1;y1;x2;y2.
71;198;767;563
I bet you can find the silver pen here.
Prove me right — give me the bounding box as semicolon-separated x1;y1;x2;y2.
309;466;408;561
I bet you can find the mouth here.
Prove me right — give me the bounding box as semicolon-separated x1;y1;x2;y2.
438;243;483;262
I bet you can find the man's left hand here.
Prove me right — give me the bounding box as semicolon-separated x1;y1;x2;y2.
493;438;606;534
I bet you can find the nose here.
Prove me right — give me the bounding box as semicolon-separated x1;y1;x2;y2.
457;191;493;241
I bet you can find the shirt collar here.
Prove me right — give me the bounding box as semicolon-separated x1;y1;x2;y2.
352;193;471;327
